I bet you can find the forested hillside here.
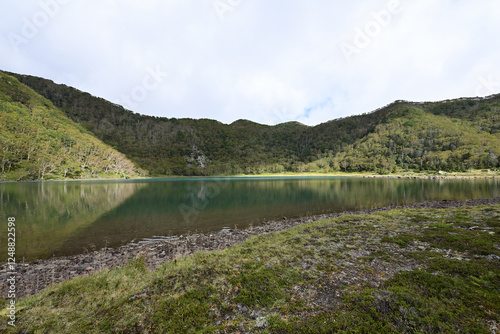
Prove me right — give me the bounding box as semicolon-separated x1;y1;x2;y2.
0;72;143;181
313;106;500;174
7;71;500;176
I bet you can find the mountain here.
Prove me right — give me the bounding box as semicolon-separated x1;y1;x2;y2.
0;71;143;181
310;104;500;174
6;71;500;176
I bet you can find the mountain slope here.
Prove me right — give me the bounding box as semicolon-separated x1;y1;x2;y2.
6;72;400;175
7;71;500;176
324;106;500;173
418;97;500;135
0;71;143;181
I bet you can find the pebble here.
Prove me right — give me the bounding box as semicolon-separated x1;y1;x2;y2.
255;316;269;328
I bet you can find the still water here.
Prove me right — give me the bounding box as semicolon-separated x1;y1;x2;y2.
1;177;498;261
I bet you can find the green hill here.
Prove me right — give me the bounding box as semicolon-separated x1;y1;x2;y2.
0;71;143;181
6;72;397;175
6;71;500;176
321;106;500;174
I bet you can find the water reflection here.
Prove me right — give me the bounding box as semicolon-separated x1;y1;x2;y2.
1;177;498;261
0;181;145;261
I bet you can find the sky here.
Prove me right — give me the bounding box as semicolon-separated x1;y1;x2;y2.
1;0;499;126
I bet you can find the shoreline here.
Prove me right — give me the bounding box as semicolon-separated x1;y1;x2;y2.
1;197;499;298
233;172;500;180
1;170;499;183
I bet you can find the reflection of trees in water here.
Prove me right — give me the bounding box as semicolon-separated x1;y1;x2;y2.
0;182;145;261
180;178;499;211
1;178;497;261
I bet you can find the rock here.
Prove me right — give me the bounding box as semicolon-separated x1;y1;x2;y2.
249;311;260;319
129;292;149;300
237;304;248;312
255;316;268;328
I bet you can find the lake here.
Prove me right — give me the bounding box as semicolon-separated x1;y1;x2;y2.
1;177;498;261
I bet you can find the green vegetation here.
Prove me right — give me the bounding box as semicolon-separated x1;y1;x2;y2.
8;71;500;177
327;107;500;174
2;204;499;333
0;72;144;181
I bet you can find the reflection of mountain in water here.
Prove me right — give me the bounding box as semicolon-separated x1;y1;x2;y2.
59;177;499;258
0;181;144;261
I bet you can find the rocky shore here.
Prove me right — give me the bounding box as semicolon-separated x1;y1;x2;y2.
2;197;499;298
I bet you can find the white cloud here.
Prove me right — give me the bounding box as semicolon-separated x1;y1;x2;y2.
1;0;499;126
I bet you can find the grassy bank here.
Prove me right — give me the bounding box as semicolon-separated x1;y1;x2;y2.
2;203;499;333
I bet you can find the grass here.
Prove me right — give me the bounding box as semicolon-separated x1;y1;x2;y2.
1;204;499;333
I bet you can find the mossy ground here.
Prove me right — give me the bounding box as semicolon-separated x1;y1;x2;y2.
2;204;499;333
